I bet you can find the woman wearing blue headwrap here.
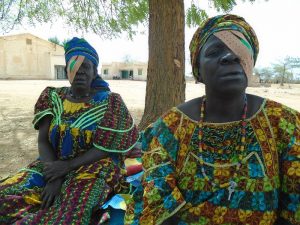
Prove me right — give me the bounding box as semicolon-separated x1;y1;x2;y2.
0;37;141;224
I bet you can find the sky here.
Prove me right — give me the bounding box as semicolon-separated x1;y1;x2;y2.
4;0;300;76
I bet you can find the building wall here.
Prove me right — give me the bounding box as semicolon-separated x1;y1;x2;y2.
133;65;148;81
101;62;148;81
0;34;65;79
0;40;6;76
101;62;120;79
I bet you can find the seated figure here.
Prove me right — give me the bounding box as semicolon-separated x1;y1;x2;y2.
0;37;141;224
124;14;300;225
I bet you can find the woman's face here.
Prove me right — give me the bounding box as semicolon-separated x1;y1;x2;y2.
198;35;247;95
71;58;95;90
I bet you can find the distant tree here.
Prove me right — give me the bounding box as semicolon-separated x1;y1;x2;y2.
62;39;71;48
123;55;133;64
254;67;273;83
0;0;263;129
272;56;300;86
48;36;61;45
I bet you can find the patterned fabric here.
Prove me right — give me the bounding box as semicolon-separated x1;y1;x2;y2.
0;159;121;225
90;76;110;90
189;14;259;80
64;37;99;66
125;99;300;225
33;87;139;156
0;87;139;224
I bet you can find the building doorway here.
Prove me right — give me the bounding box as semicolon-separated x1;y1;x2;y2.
121;70;128;79
121;70;133;79
55;65;67;79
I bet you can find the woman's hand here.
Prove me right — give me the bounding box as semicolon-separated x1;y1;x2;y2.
41;177;64;209
43;160;71;182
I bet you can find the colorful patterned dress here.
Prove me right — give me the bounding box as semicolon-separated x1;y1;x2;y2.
125;99;300;225
0;87;139;225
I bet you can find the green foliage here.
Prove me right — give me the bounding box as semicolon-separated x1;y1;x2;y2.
0;0;61;33
47;37;69;47
186;3;208;27
62;39;71;48
0;0;148;39
1;0;263;37
48;36;61;45
285;56;300;69
210;0;237;12
254;67;273;83
186;0;266;28
272;56;300;84
61;0;149;39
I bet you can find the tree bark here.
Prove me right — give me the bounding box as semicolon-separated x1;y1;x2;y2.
280;64;286;86
138;0;185;130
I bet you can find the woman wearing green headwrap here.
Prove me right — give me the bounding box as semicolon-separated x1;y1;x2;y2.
124;14;299;225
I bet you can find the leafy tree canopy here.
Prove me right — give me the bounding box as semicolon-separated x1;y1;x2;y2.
1;0;259;38
48;36;61;45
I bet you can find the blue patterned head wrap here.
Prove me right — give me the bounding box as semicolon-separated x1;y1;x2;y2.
64;37;99;66
64;37;110;91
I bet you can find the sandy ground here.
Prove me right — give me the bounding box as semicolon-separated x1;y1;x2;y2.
0;80;300;178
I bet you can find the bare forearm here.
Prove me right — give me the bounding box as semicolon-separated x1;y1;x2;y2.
38;141;57;162
42;147;110;181
69;147;109;171
37;116;57;162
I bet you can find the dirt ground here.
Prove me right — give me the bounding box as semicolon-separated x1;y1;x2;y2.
1;80;300;178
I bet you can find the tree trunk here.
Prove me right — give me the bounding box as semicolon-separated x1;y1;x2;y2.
138;0;185;130
280;64;286;86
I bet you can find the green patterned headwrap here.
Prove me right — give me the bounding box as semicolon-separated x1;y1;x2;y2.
189;14;259;81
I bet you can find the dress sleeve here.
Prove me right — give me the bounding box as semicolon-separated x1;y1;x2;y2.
132;112;186;225
93;93;139;153
32;87;54;130
275;105;300;224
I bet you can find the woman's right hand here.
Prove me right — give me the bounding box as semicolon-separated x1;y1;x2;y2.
41;177;64;209
43;160;71;182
